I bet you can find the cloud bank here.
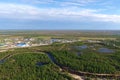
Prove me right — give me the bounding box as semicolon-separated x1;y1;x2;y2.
0;2;120;23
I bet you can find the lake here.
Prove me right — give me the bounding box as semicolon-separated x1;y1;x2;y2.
98;48;114;53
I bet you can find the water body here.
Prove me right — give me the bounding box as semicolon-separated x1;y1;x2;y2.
98;48;114;53
51;38;61;43
0;43;5;46
75;45;88;50
45;52;120;79
0;55;11;64
16;43;27;47
46;52;62;68
36;62;49;66
0;60;5;64
0;52;118;79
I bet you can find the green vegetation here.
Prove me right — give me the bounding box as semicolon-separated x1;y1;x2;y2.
0;53;73;80
41;43;120;74
0;30;120;79
32;41;120;75
51;50;118;74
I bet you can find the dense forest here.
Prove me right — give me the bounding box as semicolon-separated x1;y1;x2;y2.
50;50;120;74
0;52;73;80
0;36;120;79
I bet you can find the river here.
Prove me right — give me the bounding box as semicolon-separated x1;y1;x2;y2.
0;52;119;80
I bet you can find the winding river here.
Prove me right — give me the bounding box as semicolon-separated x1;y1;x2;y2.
45;52;120;79
0;52;120;80
0;52;83;80
45;52;83;80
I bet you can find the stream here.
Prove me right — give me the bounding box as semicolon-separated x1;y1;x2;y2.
46;52;63;67
0;52;83;80
45;52;83;80
0;54;11;64
45;52;120;79
0;52;119;79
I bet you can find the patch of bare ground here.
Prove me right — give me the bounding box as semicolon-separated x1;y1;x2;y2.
68;73;83;80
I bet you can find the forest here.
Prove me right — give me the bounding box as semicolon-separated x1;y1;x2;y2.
0;31;120;80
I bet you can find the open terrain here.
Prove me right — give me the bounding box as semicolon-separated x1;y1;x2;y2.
0;30;120;80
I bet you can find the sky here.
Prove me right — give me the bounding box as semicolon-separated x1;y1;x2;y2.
0;0;120;30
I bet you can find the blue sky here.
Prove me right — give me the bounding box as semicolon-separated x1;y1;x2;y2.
0;0;120;30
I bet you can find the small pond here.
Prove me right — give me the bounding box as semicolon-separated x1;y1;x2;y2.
16;43;27;47
51;38;61;43
98;48;114;53
75;45;88;50
0;60;5;64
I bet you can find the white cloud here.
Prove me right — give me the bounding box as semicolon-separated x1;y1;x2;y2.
0;3;120;23
24;0;97;6
0;3;40;18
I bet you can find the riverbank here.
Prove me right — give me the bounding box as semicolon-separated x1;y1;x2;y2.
0;48;120;80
